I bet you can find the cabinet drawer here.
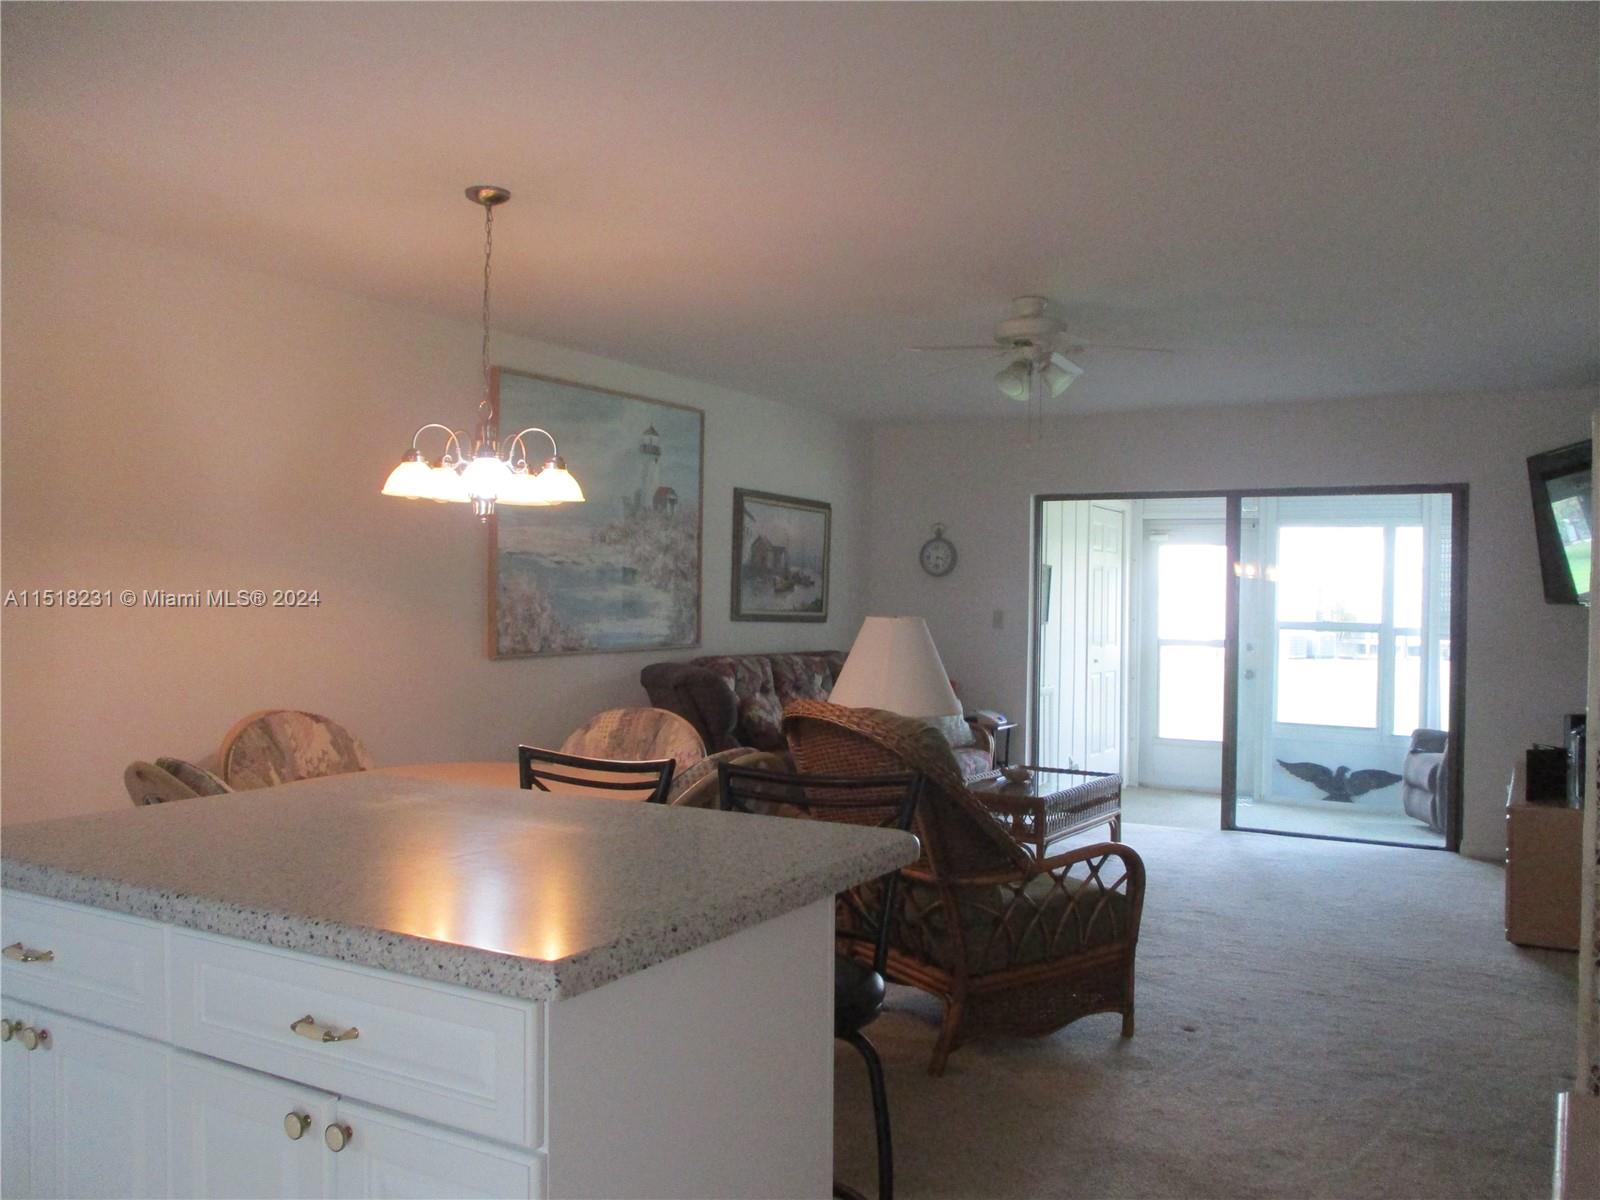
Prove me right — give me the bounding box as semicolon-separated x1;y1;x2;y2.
0;892;167;1039
169;931;542;1149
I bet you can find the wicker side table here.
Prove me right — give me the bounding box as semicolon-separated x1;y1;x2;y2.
966;766;1123;855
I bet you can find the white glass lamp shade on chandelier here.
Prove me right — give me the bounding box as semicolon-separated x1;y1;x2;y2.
381;186;585;520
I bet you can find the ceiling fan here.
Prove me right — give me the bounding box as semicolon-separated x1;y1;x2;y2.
910;295;1173;401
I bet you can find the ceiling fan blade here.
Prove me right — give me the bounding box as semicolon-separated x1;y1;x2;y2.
1067;340;1177;354
914;349;1013;376
908;343;1003;352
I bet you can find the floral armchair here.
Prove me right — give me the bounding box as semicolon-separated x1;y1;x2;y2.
783;699;1145;1075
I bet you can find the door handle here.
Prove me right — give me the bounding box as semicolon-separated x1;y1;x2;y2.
2;942;54;963
290;1014;359;1043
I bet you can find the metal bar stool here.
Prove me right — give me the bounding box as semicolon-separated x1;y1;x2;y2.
718;762;925;1200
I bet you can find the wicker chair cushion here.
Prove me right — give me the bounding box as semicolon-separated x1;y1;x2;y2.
667;747;792;808
695;656;786;750
220;710;374;790
560;707;707;772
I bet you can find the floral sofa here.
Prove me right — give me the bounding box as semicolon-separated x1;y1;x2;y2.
639;650;997;776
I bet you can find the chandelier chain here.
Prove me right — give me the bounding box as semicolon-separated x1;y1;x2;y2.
478;202;495;429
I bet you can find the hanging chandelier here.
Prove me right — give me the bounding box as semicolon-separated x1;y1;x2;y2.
382;186;584;521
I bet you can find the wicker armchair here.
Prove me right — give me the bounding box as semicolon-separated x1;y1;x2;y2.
782;699;1145;1075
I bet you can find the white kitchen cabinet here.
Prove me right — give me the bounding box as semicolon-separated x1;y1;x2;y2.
329;1100;544;1200
1;1004;169;1200
169;1051;336;1199
165;1053;542;1200
2;1016;33;1199
1;773;912;1198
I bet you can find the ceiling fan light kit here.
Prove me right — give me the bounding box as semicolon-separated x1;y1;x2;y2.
911;293;1171;406
995;359;1032;401
1040;353;1083;397
995;349;1082;402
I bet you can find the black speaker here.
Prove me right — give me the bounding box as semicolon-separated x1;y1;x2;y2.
1525;746;1569;805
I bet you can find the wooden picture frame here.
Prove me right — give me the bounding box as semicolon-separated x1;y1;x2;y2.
731;488;830;622
488;368;704;657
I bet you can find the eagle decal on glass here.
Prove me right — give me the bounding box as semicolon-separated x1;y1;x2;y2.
1275;760;1403;803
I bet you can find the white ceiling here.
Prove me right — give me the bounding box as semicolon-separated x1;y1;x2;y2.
4;2;1596;421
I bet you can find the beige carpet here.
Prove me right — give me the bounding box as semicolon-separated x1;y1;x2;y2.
1123;786;1446;847
833;822;1578;1199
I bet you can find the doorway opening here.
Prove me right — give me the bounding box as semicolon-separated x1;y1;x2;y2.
1032;488;1466;851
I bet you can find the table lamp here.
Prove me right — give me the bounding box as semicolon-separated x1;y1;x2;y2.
829;616;962;718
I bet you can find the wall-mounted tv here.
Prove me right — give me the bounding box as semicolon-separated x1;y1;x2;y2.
1528;440;1592;606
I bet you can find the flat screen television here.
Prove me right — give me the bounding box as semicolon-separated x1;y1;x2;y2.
1528;440;1593;606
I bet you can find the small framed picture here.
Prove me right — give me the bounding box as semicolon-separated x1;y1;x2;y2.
731;489;830;622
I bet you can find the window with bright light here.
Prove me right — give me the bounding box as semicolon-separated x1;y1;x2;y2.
1276;526;1384;624
1155;541;1226;741
1273;522;1432;733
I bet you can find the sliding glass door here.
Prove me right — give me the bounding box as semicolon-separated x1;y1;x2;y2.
1230;492;1457;848
1032;485;1463;850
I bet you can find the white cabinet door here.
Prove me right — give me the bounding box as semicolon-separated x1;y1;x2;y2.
24;1007;170;1199
330;1100;544;1199
1;1018;33;1199
169;1051;336;1199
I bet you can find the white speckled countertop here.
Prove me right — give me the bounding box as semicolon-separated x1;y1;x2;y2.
0;773;919;1002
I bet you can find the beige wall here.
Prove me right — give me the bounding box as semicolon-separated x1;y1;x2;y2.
865;389;1598;861
0;215;869;823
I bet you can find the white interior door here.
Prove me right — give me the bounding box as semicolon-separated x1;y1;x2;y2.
1084;504;1125;773
1035;500;1129;772
1036;501;1067;768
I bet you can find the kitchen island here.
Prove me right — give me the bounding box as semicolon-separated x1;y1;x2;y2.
0;772;919;1200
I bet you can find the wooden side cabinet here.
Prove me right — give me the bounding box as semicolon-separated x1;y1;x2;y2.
1505;801;1584;950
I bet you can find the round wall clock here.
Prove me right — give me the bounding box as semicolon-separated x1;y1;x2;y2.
919;524;958;577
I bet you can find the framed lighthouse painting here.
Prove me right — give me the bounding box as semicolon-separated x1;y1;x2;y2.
487;369;703;658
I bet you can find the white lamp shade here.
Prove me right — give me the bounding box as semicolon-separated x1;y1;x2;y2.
995;360;1031;401
496;468;557;507
460;453;513;502
1041;356;1083;397
427;463;470;503
381;457;436;499
533;462;586;504
829;616;962;718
